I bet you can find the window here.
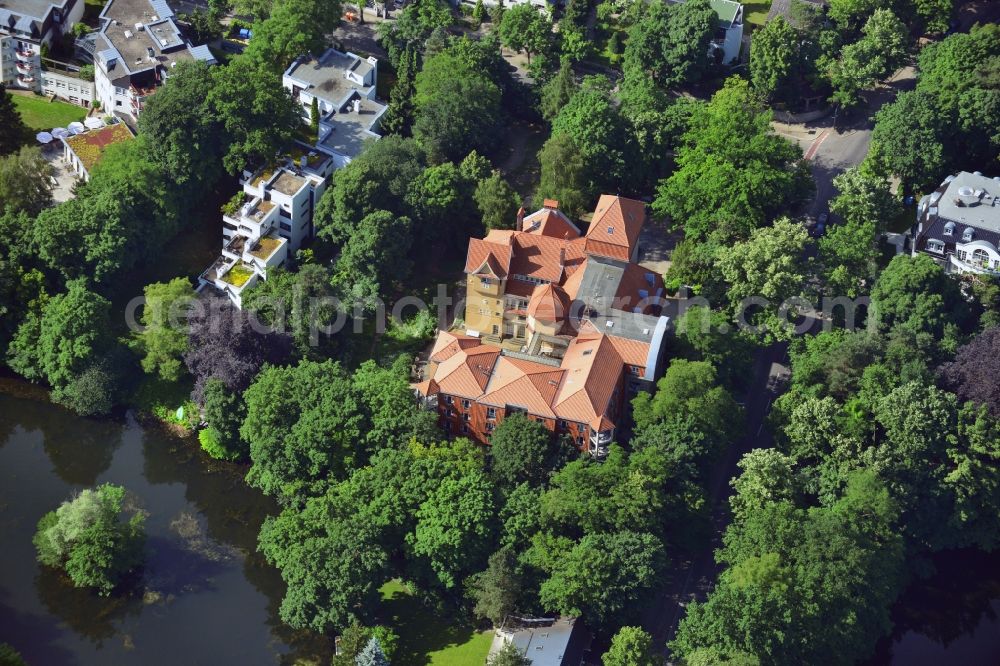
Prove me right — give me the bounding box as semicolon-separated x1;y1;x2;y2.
943;222;955;236
492;325;499;335
486;422;494;432
444;396;453;405
926;239;945;253
462;424;469;434
480;277;492;287
463;413;470;421
486;407;496;419
972;248;990;267
963;227;975;242
629;365;642;376
280;222;292;232
558;419;567;429
462;399;471;409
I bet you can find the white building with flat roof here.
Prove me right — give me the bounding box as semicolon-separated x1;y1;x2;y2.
283;48;387;168
488;617;586;666
199;143;337;309
0;0;84;91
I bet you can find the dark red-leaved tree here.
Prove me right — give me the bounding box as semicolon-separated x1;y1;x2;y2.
183;297;292;404
939;326;1000;417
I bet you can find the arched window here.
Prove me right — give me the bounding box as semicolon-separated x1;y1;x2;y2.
972;248;989;267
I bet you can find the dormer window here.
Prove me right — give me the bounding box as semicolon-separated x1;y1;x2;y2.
926;239;945;254
962;227;975;242
943;222;955;236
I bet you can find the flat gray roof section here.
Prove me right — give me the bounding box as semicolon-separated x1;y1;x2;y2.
0;0;68;22
318;96;385;158
935;171;1000;233
287;50;374;106
100;0;192;75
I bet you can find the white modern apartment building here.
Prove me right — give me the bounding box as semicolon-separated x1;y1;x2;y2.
912;171;1000;276
283;48;387;168
92;0;214;122
0;0;84;91
199;144;337;308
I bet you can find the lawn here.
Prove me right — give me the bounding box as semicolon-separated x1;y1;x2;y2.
8;93;87;130
744;0;773;26
378;580;493;666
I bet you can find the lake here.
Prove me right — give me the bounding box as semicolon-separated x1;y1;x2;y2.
0;390;327;666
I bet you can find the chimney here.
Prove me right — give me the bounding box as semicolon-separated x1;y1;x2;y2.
516;206;525;231
543;198;559;210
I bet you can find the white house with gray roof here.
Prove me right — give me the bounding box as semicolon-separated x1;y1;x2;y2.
913;171;1000;276
92;0;215;122
282;48;387;167
0;0;83;91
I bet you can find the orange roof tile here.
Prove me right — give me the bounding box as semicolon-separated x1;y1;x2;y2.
553;335;623;425
434;345;500;399
607;335;651;368
480;356;564;417
585;195;646;260
527;283;570;323
429;331;482;362
614;263;664;315
465;238;512;278
522;208;581;240
510;234;586;283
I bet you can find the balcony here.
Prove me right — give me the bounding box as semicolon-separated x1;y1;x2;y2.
17;74;35;85
15;61;33;74
16;48;35;60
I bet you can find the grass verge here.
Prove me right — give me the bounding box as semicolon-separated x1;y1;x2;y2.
9;93;87;130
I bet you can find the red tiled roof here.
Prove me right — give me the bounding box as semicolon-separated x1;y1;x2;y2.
522;208;581;240
465;238;512;278
527;283;570;323
433;344;500;399
585;195;646;260
510;234;586;283
614;263;664;315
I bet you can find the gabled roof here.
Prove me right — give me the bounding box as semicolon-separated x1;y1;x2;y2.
509;234;587;283
552;335;624;425
522;208;581;240
585;195;646;261
465;238;512;278
480;356;564;418
429;330;482;363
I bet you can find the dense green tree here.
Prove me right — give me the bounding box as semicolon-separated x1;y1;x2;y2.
182;8;223;44
940;327;1000;418
7;280;114;409
673;305;755;389
537;530;664;625
475;171;520;230
632;359;741;444
716;217;810;342
382;46;418;136
623;0;717;87
820;168;901;297
133;278;194;381
258;494;388;632
207;57;302;173
333;209;412;308
653;78;811;242
750;16;798;100
672;472;904;666
0;146;53;216
407;469;497;589
549;78;635;195
827;9;909;108
0;643;26;666
243;360;367;503
58;362;118;416
200;378;248;460
377;0;452;67
33;483;145;595
0;84;28;156
467;547;524;625
498;4;552;65
243;0;341;71
413;49;502;163
945;404;1000;550
603;626;662;666
138;61;226;190
241;263;340;359
489;413;558;489
539;57;578;122
331;622;399;665
352;357;440;450
535;133;589;218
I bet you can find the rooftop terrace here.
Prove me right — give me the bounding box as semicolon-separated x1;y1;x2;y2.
272;170;307;196
285;49;374;106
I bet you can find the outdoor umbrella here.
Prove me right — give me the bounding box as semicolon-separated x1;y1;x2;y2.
35;132;53;144
84;117;105;129
67;121;86;133
51;127;69;139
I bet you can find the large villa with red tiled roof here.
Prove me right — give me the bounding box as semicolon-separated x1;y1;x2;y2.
413;196;671;456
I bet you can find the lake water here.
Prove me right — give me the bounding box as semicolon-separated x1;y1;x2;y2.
2;389;999;665
0;390;327;665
